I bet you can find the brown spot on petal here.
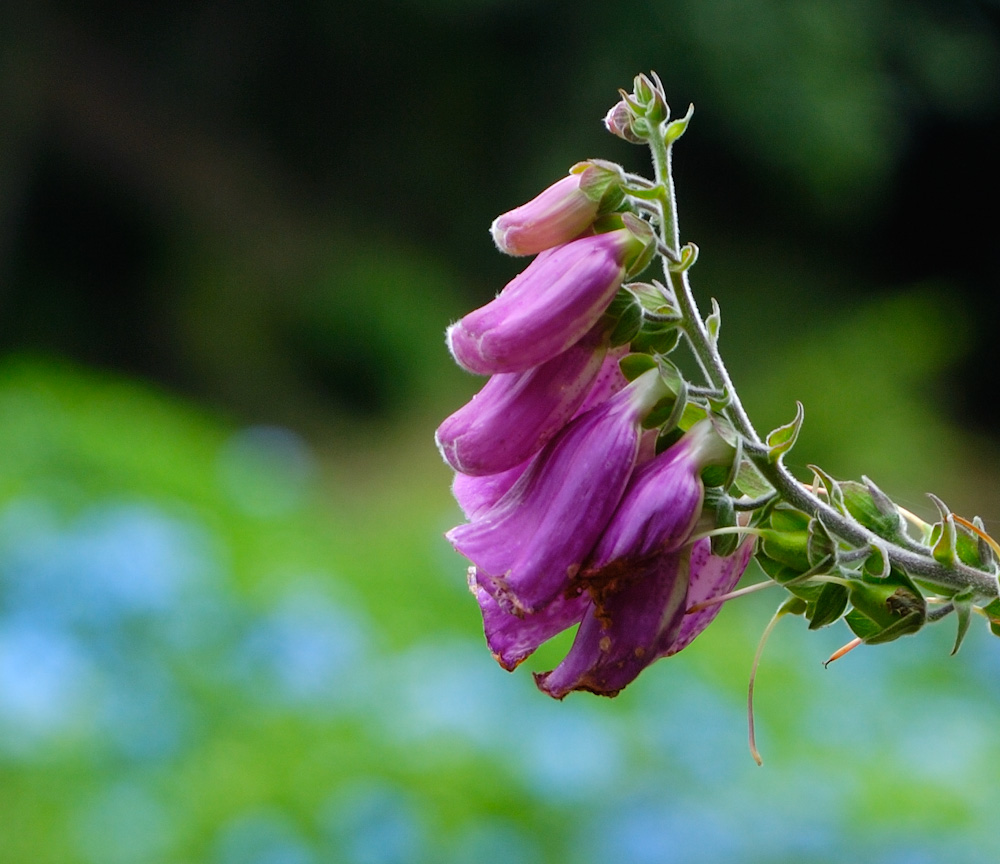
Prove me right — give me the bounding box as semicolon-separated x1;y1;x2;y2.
599;636;611;652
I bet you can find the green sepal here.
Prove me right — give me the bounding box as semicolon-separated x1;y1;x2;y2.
732;458;773;500
780;595;809;617
627;281;678;316
863;542;891;580
669;242;699;273
755;556;822;605
620;212;657;278
931;517;958;568
807;465;845;515
700;464;729;489
641;360;686;430
704;491;739;557
677;402;708;431
951;592;975;656
619;353;657;381
844;566;926;645
663;102;694;145
974;516;997;570
981;598;1000;638
765;401;804;463
927;494;959;568
807;517;837;568
630;317;681;355
603;289;643;347
706;298;721;347
572;161;627;213
954;525;987;570
841;478;906;542
808;582;849;630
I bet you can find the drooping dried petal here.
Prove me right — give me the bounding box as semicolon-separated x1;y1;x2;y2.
468;568;590;670
535;537;754;698
535;550;689;698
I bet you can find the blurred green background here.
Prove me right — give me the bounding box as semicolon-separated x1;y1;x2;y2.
1;1;1000;862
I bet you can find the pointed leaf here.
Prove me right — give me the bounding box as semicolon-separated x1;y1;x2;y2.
864;542;891;580
807;518;837;568
765;402;804;463
842;479;905;541
808;582;849;630
733;458;773;500
807;464;845;514
619;352;657;381
952;598;973;656
706;298;721;346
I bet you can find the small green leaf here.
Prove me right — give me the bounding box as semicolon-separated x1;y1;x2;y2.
808;582;849;630
670;242;699;272
619;353;657;381
807;465;845;514
932;514;958;567
844;566;927;645
704;492;738;557
663;102;695;144
765;401;804;463
706;298;721;346
982;598;1000;638
864;542;891;580
842;479;905;541
952;596;974;655
603;289;643;347
807;518;837;568
733;459;773;500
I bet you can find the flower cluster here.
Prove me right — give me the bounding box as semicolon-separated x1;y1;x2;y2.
436;167;753;698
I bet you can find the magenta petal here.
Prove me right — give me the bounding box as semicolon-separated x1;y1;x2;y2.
490;174;599;257
435;329;608;476
447;373;659;615
446;231;636;375
535;550;690;698
586;433;707;570
575;344;628;415
451;463;528;521
469;569;590;670
668;536;754;656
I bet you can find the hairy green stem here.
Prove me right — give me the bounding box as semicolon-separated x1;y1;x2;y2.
645;129;1000;605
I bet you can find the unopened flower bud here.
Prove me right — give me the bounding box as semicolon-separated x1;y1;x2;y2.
447;228;648;375
491;163;624;257
603;101;644;144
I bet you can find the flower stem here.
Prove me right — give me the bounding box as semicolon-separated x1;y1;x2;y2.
643;124;1000;606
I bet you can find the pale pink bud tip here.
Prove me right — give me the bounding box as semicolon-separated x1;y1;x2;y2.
490;167;621;257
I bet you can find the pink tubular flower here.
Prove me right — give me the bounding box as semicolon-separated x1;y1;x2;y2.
446;228;645;375
435;325;609;476
490;163;624;256
446;367;667;615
